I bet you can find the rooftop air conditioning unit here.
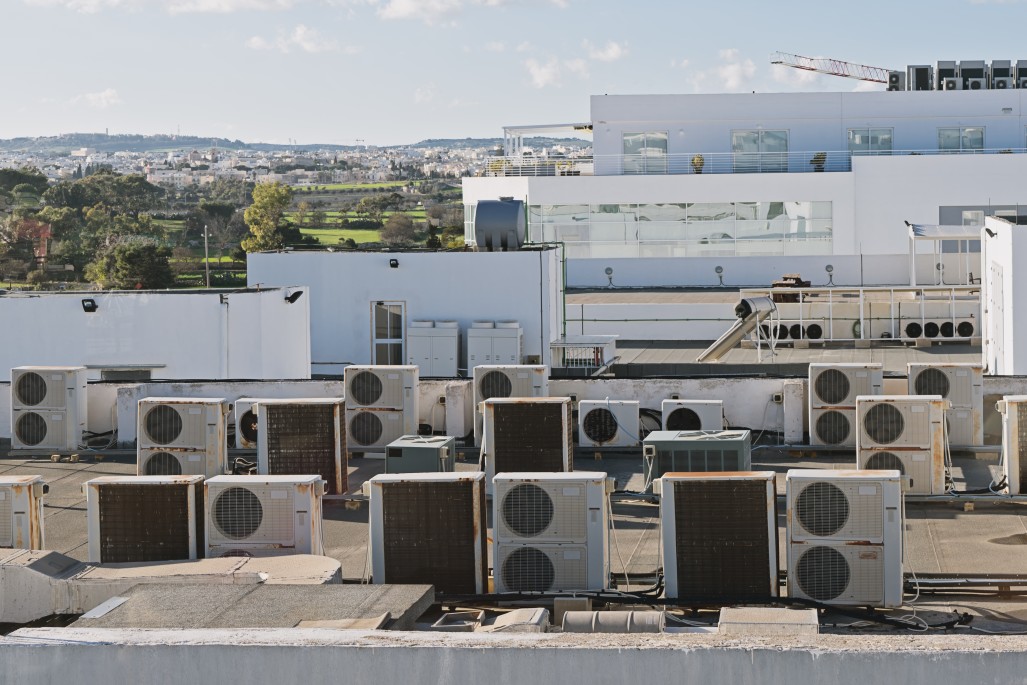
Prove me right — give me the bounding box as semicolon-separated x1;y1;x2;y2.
907;363;983;446
1020;77;1027;89
11;366;87;451
368;472;487;594
578;400;640;448
234;397;273;449
482;398;573;492
661;399;724;432
943;78;961;91
472;364;549;445
642;430;752;490
0;475;47;550
659;471;777;601
993;77;1013;90
136;398;228;478
856;448;944;495
256;399;346;495
997;396;1027;495
966;78;987;90
856;395;949;450
493;472;611;593
343;366;419;453
887;71;906;91
385;435;456;474
205;475;325;558
786;469;904;608
85;475;204;564
809;363;883;447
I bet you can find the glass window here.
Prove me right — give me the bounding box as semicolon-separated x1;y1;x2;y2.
372;301;404;365
939;127;984;152
732;130;788;172
848;128;893;155
622;132;668;174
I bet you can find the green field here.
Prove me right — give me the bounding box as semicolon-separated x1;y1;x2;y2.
299;227;381;245
286;208;427;223
292;180;419;192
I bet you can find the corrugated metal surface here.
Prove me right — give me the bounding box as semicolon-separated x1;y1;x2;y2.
97;482;201;563
265;403;346;495
493;402;571;473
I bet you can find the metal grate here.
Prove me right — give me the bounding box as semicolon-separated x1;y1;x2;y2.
349;411;384;448
15;412;48;446
97;483;199;563
815;410;851;445
500;546;555;592
265;404;345;495
478;371;513;400
795;481;849;537
582;408;618;444
144;405;184;445
914;367;951;398
672;479;773;601
865;451;905;475
143;452;183;476
814;368;851;405
0;490;12;546
238;409;259;444
863;403;905;444
795;545;850;601
654;447;745;479
15;372;47;407
381;480;485;594
666;407;702;431
350;371;384;406
211;486;264;539
492;403;570;473
501;484;554;538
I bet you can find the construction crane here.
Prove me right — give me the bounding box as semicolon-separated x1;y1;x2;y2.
770;51;893;84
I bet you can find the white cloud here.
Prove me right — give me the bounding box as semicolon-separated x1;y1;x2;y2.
515;41;533;52
524;57;561;88
414;83;436;104
24;0;140;12
565;58;588;79
26;0;298;11
246;24;347;53
770;63;819;87
852;80;884;92
670;58;690;70
377;0;567;23
584;40;627;62
485;41;506;52
70;88;122;108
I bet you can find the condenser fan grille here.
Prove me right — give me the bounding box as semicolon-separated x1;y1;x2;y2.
212;486;264;539
914;368;951;398
350;411;384;447
795;545;850;601
239;409;258;443
143;452;182;476
815;410;850;445
15;372;47;406
863;403;904;444
582;408;618;444
97;483;197;563
492;403;570;473
865;451;905;475
814;369;851;405
350;371;384;406
795;481;849;537
501;483;554;537
15;412;47;446
479;371;513;400
144;405;184;444
666;408;702;431
501;546;555;592
265;404;343;495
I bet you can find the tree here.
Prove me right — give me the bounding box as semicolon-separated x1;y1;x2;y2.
241;181;292;252
380;213;416;245
296;200;311;225
86;242;174;289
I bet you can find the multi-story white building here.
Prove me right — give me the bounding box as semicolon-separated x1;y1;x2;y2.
463;88;1027;288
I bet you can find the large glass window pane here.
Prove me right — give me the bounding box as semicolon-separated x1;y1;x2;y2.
963;127;984;150
871;128;892;152
761;130;788;172
939;128;962;151
848;128;870;154
591;204;637;221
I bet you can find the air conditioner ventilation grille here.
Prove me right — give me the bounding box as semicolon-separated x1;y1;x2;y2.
914;368;951;398
665;408;701;431
479;371;513;400
863;403;905;444
15;372;47;406
98;483;200;563
0;491;12;546
672;479;772;600
814;369;851;405
501;483;554;537
15;413;47;446
381;480;485;594
350;411;384;447
864;451;905;475
265;404;344;495
212;486;264;539
501;546;555;592
143;452;183;476
815;410;851;445
582;408;618;444
795;481;849;537
350;371;383;406
493;403;570;473
795;545;850;601
238;409;258;444
144;405;184;445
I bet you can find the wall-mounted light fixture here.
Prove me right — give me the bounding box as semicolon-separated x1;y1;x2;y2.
825;264;835;286
389;258;399;269
285;290;304;304
715;265;724;286
81;298;98;313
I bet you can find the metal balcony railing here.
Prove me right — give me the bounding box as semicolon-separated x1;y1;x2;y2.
479;148;1027;177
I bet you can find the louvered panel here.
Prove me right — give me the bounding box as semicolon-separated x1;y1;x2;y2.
493;403;569;473
97;483;200;563
672;479;773;601
0;490;12;547
381;480;485;594
265;404;345;495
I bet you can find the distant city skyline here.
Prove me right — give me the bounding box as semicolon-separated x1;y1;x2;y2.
3;0;1025;146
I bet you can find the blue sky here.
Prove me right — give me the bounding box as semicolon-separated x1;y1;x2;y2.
2;0;1025;145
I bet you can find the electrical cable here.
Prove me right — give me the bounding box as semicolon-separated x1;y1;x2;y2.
607;492;631;590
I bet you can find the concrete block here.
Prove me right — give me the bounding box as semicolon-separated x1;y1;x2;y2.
552;597;591;626
718;607;819;636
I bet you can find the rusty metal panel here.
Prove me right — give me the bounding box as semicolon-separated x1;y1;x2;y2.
261;401;346;495
94;480;202;563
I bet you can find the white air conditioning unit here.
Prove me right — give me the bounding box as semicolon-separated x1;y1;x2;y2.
85;475;205;564
1020;77;1027;89
578;400;639;448
997;396;1027;495
493;472;610;593
966;77;987;90
205;475;325;558
786;469;903;608
0;475;47;550
661;399;724;432
857;449;944;495
994;77;1014;89
907;363;983;446
136;398;228;479
810;363;884;447
233;397;273;449
137;448;224;478
256;398;346;495
11;366;88;451
344;365;418;410
482;398;573;491
346;406;418;452
659;471;777;600
368;472;488;594
944;78;961;90
856;395;948;450
472;364;549;444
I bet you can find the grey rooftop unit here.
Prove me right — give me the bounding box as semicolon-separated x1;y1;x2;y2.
385;435;456;474
474;198;526;251
642;430;752;490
